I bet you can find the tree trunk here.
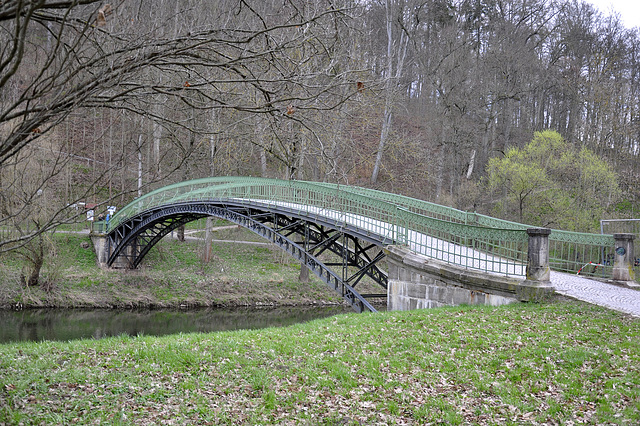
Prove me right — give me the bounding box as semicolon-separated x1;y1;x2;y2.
466;149;476;180
203;217;213;263
137;134;143;198
371;106;392;184
435;125;447;201
371;0;408;185
152;106;163;178
256;118;268;177
298;264;310;283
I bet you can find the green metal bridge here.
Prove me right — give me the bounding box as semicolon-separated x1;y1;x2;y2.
96;176;617;312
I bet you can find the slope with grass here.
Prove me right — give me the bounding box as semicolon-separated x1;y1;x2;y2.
0;225;355;309
0;302;638;424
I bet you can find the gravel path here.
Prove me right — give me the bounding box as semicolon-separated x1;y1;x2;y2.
551;271;640;317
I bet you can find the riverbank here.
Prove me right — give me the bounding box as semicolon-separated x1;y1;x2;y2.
1;302;638;424
0;305;353;343
0;227;356;310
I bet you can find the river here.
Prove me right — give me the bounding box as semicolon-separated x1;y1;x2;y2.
0;306;353;344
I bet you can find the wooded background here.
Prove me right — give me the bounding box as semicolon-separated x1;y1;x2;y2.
1;0;639;255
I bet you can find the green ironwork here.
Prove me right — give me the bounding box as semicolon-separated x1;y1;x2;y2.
92;220;107;235
314;181;619;278
107;177;619;279
549;230;615;278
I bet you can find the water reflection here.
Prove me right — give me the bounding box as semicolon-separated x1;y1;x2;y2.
0;306;352;343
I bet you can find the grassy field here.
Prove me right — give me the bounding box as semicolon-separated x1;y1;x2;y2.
2;221;639;424
0;302;638;424
0;225;354;309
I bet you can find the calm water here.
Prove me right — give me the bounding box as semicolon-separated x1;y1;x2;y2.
0;306;352;343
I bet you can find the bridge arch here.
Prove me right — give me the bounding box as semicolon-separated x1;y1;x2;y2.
105;178;397;312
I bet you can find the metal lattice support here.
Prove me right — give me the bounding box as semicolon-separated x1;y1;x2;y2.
106;202;383;312
261;215;388;290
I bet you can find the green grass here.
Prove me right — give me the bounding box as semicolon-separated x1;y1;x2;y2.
0;302;638;424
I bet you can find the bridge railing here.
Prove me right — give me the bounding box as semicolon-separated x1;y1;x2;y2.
312;182;526;229
403;213;528;276
296;180;619;280
107;177;618;280
91;220;107;235
548;230;616;278
108;177;530;277
177;180;410;245
313;181;619;280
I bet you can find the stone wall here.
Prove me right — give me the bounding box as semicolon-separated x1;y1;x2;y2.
91;235;134;269
385;245;554;311
90;235;109;267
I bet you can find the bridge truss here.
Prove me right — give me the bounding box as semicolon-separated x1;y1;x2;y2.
106;201;388;313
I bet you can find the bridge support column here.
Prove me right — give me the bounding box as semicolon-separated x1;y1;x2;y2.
525;228;551;282
91;235;110;267
613;233;636;285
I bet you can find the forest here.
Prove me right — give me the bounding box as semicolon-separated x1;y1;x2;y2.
1;0;639;257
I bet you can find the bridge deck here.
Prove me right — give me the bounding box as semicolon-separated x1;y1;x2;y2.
246;198;526;277
551;272;640;317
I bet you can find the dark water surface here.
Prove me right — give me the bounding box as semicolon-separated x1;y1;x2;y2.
0;306;352;343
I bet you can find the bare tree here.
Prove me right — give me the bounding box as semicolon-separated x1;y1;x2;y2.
370;0;411;185
0;0;362;256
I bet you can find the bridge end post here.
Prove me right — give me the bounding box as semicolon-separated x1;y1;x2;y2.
612;233;636;285
525;228;551;282
519;228;555;302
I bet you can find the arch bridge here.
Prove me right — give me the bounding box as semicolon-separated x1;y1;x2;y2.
96;177;620;313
